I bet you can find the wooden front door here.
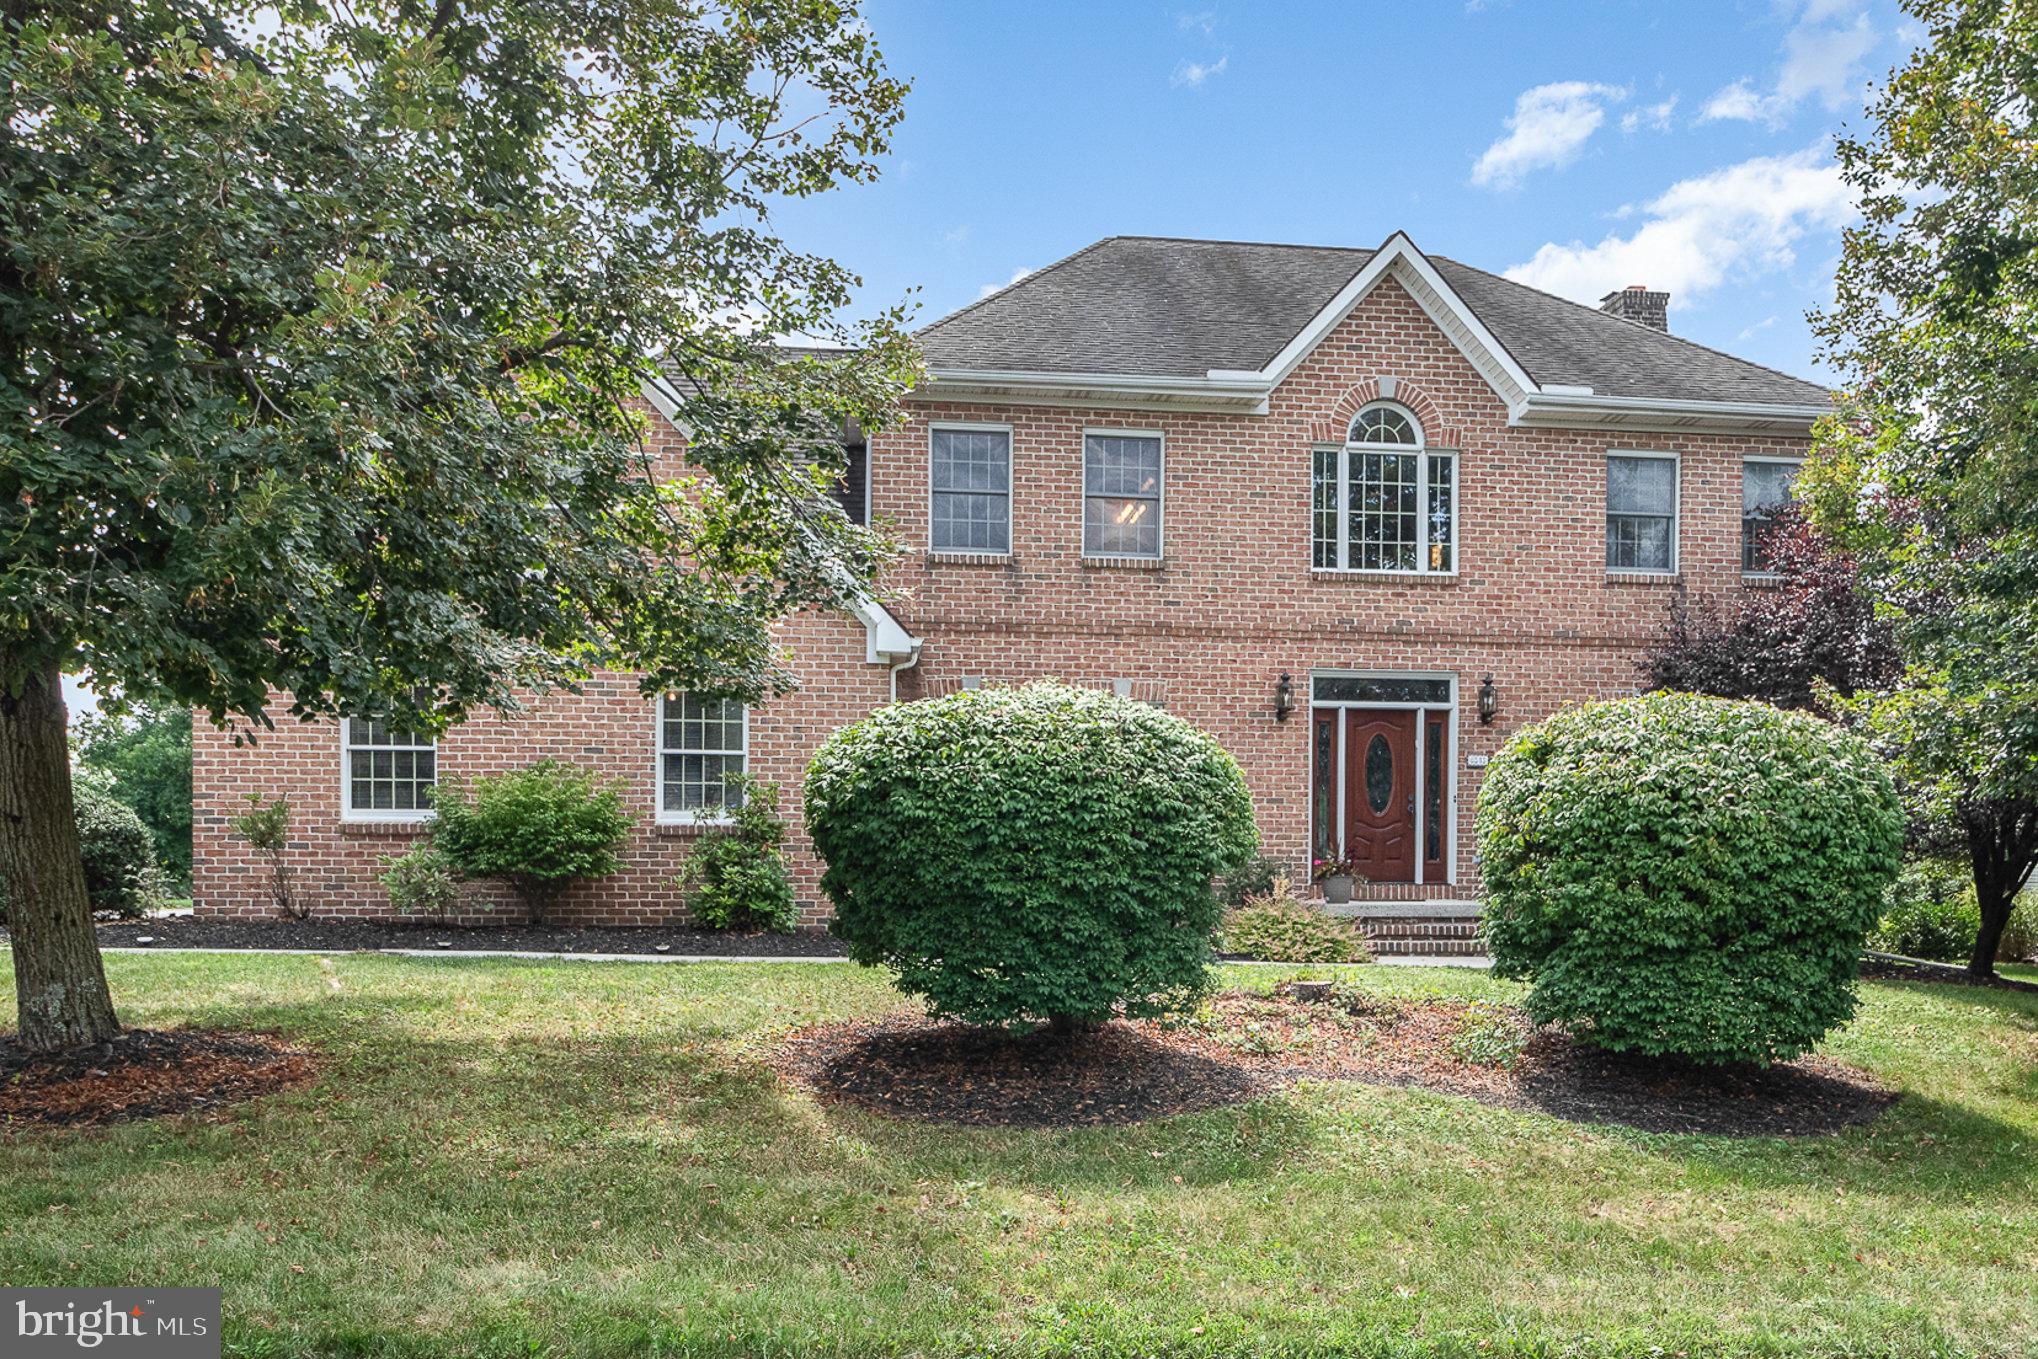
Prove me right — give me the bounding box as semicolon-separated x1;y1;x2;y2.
1343;710;1417;883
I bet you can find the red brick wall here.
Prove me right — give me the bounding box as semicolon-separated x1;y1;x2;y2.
192;274;1808;922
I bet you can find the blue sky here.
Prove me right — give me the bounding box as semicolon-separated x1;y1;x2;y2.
773;0;1922;383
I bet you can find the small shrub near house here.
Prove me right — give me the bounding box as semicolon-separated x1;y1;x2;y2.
432;761;631;925
1477;692;1903;1066
1217;853;1289;909
380;843;463;924
1221;879;1370;963
676;774;798;933
229;793;300;919
806;683;1259;1032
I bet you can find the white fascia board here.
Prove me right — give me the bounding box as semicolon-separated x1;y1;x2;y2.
1251;233;1542;401
638;375;691;435
922;367;1270;414
1510;390;1831;435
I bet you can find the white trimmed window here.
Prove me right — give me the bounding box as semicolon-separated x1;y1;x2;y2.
929;425;1011;554
657;693;747;823
1606;452;1679;573
1083;431;1163;558
1743;457;1801;573
342;719;436;819
1312;403;1455;573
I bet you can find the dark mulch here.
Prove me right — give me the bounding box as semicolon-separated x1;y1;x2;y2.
0;1029;316;1128
1860;952;2038;993
66;916;849;958
773;1016;1265;1127
774;989;1895;1136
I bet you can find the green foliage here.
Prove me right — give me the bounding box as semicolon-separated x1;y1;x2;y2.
1803;1;2038;973
70;781;163;920
1447;1002;1531;1071
1217;853;1289;909
677;775;798;934
73;699;192;889
1221;880;1369;964
806;683;1259;1028
432;762;630;924
229;794;299;919
1870;857;2038;963
1478;693;1905;1066
1;778;168;922
379;844;463;925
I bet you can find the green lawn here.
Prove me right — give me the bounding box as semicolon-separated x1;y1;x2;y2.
3;954;2035;1359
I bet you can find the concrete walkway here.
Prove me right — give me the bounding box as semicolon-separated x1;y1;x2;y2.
99;944;1490;969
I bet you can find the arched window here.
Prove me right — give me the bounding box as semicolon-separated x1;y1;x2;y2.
1312;401;1456;573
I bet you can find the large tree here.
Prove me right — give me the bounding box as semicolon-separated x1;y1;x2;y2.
1804;0;2038;978
0;0;914;1049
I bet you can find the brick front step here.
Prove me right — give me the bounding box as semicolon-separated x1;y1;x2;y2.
1368;935;1489;957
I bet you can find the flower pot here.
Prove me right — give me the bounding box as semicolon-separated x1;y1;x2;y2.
1322;873;1355;905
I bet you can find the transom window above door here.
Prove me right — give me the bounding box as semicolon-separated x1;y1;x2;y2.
1313;402;1456;574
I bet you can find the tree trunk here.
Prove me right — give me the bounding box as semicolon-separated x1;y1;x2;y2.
1;652;122;1051
1962;798;2038;982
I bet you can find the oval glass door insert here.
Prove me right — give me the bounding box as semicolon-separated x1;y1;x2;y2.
1364;733;1394;813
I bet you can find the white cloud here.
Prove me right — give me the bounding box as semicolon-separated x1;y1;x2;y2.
1701;1;1879;126
1620;95;1679;134
978;267;1033;300
1503;146;1856;306
1176;10;1217;35
1471;81;1628;190
1170;54;1228;88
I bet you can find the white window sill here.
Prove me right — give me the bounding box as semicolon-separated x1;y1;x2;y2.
655;816;735;833
1311;568;1460;584
925;550;1012;566
1081;554;1165;570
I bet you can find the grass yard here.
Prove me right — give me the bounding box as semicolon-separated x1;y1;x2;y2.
2;954;2036;1359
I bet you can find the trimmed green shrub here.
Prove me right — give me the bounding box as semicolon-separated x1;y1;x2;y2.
677;774;798;933
806;683;1259;1030
1478;692;1903;1066
75;780;164;919
1221;879;1369;963
432;761;631;924
379;843;462;923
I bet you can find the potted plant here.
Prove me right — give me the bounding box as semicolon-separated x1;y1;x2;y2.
1312;851;1362;905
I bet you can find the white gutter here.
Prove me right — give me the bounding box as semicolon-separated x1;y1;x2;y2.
1510;390;1832;432
923;366;1271;412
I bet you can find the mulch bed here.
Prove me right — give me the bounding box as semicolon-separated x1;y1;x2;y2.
0;1029;316;1129
773;989;1896;1136
64;916;849;958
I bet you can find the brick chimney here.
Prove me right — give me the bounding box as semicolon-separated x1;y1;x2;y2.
1599;284;1669;332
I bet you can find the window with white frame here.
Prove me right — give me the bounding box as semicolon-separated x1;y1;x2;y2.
1606;452;1678;572
1311;403;1455;573
929;426;1011;553
1083;431;1162;558
657;693;747;821
343;719;436;817
1742;458;1800;573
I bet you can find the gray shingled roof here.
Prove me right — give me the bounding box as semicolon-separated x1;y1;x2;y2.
915;236;1828;408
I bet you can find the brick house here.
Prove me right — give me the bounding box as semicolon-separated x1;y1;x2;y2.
191;233;1828;928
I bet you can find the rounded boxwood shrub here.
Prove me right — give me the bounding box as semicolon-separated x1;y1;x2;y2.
431;760;631;924
805;683;1259;1030
1477;692;1902;1065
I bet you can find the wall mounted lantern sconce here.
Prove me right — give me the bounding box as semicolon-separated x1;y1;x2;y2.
1274;672;1294;722
1478;674;1498;725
